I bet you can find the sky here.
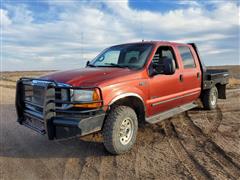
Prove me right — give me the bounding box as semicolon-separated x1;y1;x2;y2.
1;0;239;71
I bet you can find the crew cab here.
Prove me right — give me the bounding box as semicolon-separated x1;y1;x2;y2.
16;41;229;154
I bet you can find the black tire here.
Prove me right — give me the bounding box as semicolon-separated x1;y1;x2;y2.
202;86;218;110
103;106;138;154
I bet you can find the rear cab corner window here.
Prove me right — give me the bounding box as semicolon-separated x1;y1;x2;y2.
177;46;196;69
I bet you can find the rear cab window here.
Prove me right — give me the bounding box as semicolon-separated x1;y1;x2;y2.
177;46;196;69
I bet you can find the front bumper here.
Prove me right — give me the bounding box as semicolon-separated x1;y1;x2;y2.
16;78;106;140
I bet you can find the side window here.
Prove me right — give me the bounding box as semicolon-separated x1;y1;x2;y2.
152;46;178;69
178;46;196;69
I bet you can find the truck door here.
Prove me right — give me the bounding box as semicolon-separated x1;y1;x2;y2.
147;46;183;116
176;46;201;104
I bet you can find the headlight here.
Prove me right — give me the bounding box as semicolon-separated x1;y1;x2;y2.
71;90;95;102
71;89;101;108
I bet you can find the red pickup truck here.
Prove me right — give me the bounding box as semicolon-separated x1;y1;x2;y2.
16;41;229;154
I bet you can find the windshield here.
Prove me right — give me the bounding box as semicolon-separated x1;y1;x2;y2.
89;43;153;69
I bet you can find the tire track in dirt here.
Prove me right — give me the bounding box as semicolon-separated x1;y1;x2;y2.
162;121;213;180
170;119;229;179
113;148;140;179
170;109;240;179
98;156;118;180
187;107;240;170
77;147;139;180
184;89;240;162
206;106;223;135
62;158;83;180
133;125;188;179
61;139;103;180
78;156;102;180
74;136;104;180
133;148;140;179
76;136;119;180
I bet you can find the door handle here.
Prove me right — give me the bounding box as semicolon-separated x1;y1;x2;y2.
179;74;183;82
197;72;200;79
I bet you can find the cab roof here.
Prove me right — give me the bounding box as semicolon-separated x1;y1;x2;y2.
116;40;190;47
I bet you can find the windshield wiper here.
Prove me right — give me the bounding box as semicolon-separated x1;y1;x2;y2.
87;63;96;67
104;63;129;68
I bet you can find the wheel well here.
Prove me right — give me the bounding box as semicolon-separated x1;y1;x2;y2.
109;96;145;124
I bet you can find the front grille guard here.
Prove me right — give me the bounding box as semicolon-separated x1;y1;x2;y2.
16;77;104;139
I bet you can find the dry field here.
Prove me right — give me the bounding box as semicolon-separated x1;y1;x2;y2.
0;66;240;180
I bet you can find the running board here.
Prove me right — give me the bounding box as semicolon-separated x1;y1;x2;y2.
146;102;198;124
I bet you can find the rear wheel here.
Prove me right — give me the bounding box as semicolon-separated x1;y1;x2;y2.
103;106;138;154
202;86;218;110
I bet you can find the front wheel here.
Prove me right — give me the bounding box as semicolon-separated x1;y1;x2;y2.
202;86;218;110
103;106;138;154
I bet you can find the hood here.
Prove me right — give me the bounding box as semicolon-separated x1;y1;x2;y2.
40;67;141;87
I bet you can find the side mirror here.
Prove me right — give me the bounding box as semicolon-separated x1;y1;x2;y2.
86;61;90;67
161;57;176;75
149;57;176;77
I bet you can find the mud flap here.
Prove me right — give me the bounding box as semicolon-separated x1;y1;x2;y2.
16;80;25;124
217;84;227;99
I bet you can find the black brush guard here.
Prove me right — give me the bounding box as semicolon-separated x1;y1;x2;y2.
16;77;106;140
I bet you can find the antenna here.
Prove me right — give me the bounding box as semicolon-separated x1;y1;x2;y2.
80;32;84;60
140;11;144;43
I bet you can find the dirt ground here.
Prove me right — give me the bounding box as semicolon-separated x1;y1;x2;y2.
0;70;240;180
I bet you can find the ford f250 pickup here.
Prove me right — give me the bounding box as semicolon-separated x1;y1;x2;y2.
16;41;229;154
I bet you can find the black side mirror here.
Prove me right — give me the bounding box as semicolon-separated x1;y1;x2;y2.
149;57;176;77
161;57;176;75
86;61;90;67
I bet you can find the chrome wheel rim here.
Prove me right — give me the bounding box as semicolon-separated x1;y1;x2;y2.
119;117;134;145
210;90;217;105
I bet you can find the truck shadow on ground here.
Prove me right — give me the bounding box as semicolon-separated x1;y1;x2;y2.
1;104;113;159
1;133;109;159
1;105;165;160
0;104;208;160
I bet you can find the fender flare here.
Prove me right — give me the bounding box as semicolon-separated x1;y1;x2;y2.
109;93;145;110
